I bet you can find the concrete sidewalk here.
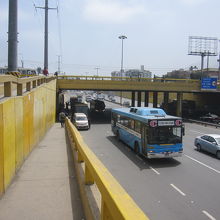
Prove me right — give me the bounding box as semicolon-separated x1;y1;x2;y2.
0;123;85;220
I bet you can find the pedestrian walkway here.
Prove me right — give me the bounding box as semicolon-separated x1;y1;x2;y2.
0;123;85;220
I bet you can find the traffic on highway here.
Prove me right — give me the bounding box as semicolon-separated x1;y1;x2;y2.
62;90;220;220
72;92;220;220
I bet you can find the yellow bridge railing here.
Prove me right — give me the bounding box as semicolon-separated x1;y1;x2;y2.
66;118;149;220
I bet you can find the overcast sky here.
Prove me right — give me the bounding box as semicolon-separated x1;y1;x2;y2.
1;0;220;76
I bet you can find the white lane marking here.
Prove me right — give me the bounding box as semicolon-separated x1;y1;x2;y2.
170;184;186;196
184;154;220;174
149;166;160;175
189;130;204;135
202;210;216;220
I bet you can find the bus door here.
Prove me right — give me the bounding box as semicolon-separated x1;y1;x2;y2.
141;125;147;155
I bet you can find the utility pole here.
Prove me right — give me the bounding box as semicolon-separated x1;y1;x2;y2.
57;55;61;75
8;0;18;72
35;0;57;76
95;67;100;76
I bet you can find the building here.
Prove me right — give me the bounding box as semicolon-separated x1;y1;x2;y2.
111;65;152;79
166;69;191;79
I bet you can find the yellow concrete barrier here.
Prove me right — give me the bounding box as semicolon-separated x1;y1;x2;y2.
66;118;150;220
0;79;56;196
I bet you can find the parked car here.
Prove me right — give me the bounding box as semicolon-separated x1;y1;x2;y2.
194;134;220;159
199;113;220;124
72;113;90;130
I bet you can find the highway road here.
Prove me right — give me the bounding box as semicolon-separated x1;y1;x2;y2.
79;100;220;220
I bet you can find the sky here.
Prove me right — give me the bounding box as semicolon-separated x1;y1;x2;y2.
1;0;220;76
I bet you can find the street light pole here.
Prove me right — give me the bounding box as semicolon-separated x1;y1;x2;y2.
118;35;127;105
118;35;127;76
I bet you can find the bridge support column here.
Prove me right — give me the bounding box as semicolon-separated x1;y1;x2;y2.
137;91;141;107
144;91;149;107
4;82;12;97
33;80;36;88
176;92;183;117
26;82;31;92
131;91;135;107
17;83;23;96
153;92;158;108
163;92;169;113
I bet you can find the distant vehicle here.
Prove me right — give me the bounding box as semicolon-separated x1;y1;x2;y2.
160;100;196;118
194;134;220;159
111;107;184;159
109;96;116;102
72;113;89;130
77;95;83;103
122;101;130;107
199;113;220;123
90;100;105;112
86;95;92;102
97;93;105;100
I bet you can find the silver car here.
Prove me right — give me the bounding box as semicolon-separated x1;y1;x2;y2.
194;134;220;159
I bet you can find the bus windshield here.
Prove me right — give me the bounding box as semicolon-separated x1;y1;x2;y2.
148;126;182;144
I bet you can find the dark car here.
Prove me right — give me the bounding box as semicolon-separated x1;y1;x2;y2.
199;113;220;123
194;134;220;159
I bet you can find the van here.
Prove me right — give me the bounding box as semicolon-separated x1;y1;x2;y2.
73;113;90;130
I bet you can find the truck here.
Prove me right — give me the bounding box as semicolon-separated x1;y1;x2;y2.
70;96;89;122
90;99;105;112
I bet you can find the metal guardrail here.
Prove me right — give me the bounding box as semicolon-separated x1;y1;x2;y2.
186;119;220;128
66;118;149;220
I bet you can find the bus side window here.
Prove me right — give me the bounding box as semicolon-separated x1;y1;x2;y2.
135;121;141;133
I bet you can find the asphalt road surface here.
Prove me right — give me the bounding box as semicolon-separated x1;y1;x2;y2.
79;100;220;220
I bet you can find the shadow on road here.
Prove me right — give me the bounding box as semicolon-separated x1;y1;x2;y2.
89;108;112;124
107;135;181;170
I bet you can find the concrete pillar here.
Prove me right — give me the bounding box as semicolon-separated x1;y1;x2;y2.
153;92;158;108
131;91;135;107
4;82;12;97
144;91;149;107
163;92;169;112
137;91;141;107
26;82;31;91
33;80;36;88
17;83;23;96
176;92;183;117
37;79;41;86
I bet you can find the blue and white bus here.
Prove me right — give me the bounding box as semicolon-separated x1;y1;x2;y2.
111;107;184;158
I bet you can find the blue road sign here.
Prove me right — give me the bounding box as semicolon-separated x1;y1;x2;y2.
201;77;217;90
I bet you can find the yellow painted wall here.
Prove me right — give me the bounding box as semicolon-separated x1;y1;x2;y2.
0;79;56;196
0;104;3;195
3;99;16;189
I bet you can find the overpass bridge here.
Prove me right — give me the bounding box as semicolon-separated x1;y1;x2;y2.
57;75;220;116
0;74;220;220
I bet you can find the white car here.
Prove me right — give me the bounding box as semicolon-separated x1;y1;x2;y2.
73;113;90;130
